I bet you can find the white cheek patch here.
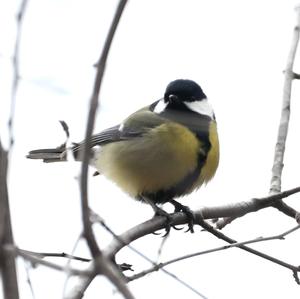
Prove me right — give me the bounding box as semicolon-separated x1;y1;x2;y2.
184;99;215;119
153;99;168;113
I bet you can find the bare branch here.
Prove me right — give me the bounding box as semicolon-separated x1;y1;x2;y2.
62;234;84;298
0;140;19;299
65;186;300;298
8;0;29;150
270;7;300;193
127;224;300;282
7;246;87;276
191;219;300;284
77;1;135;299
0;3;29;297
100;186;300;285
18;249;91;263
80;0;128;257
105;186;300;257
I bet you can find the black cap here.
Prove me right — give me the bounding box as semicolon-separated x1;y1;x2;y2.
164;79;206;103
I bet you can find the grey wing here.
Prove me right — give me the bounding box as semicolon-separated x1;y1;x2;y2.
72;124;144;159
72;104;168;158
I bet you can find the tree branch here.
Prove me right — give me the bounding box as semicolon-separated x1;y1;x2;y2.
104;186;300;257
77;1;134;299
18;249;91;263
127;224;300;282
270;7;300;194
80;0;128;258
65;186;300;298
267;6;300;222
7;246;87;276
8;0;29;150
0;140;19;299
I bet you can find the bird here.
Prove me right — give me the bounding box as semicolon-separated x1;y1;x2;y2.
27;79;219;233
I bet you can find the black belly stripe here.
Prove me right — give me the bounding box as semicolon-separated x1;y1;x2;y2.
141;102;212;203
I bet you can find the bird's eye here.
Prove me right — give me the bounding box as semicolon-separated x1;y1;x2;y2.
168;94;178;102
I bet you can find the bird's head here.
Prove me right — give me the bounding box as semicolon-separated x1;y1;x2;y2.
152;79;214;119
164;79;207;105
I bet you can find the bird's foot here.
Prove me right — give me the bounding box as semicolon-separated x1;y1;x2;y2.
140;196;175;236
153;207;173;237
169;199;195;233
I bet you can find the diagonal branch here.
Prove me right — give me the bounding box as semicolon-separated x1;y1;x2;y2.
105;186;300;256
103;187;300;277
127;224;300;282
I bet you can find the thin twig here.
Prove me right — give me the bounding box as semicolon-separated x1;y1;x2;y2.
62;234;84;298
156;233;169;263
24;261;36;299
8;0;29;150
18;249;90;263
127;224;300;282
196;218;300;284
7;246;87;276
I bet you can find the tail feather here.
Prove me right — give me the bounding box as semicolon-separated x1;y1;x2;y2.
27;146;67;163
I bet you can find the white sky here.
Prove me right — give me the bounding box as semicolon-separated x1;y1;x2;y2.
1;0;300;298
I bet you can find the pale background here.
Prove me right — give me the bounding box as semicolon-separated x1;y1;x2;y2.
1;0;300;298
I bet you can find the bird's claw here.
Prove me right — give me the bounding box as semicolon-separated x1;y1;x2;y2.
172;225;184;231
181;205;195;233
170;200;195;233
152;208;172;237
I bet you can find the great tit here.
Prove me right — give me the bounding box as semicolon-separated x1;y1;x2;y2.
27;79;219;231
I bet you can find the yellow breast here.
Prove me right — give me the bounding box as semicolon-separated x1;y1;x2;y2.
95;123;200;198
95;121;219;199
